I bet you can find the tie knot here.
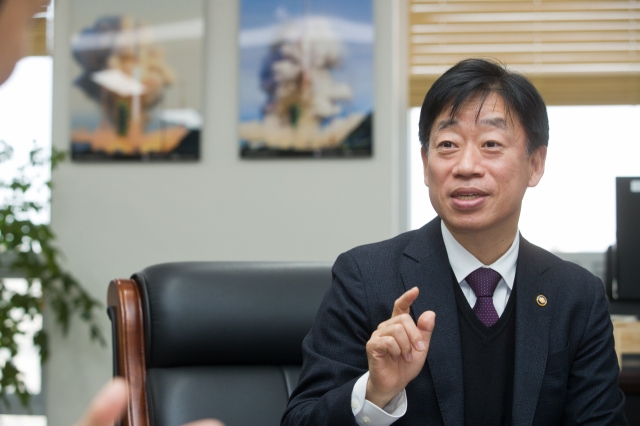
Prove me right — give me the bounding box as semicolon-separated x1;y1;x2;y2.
465;267;502;298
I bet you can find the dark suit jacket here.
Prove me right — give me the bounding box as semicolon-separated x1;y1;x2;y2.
282;217;627;426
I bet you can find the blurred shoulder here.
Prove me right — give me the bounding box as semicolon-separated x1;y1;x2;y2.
520;236;605;299
333;218;444;281
347;228;420;260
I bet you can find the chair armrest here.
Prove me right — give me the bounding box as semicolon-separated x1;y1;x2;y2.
107;279;150;426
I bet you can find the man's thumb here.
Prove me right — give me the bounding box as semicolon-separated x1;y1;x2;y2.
417;311;436;342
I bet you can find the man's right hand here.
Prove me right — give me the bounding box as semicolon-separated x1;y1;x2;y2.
365;287;435;409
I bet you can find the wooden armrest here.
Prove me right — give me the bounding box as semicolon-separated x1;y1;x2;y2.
108;279;150;426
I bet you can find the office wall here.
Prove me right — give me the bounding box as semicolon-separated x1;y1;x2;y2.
47;0;408;424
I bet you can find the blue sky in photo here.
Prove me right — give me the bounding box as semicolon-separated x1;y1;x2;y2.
240;0;372;29
239;0;374;121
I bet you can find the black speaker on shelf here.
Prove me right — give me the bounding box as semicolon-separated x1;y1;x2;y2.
610;177;640;301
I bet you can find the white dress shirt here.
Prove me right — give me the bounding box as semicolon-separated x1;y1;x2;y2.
351;221;520;426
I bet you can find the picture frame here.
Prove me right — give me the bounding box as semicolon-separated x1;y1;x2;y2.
238;0;374;158
69;0;204;161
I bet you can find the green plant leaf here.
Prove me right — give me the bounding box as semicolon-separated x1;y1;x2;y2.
0;145;104;409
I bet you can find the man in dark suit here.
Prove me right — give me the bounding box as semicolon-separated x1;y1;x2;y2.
282;59;627;425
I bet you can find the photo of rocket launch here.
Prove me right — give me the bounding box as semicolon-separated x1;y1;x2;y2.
239;0;374;158
69;0;203;161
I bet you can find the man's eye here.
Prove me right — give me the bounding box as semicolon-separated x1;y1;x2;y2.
485;141;500;148
440;141;454;148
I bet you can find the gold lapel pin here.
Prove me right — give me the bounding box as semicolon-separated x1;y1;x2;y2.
536;294;547;307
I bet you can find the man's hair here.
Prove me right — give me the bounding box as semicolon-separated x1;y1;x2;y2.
418;58;549;155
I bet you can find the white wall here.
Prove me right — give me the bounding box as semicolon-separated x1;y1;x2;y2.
47;0;408;424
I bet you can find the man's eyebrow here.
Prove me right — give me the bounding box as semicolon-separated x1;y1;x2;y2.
479;117;509;130
435;117;508;132
435;118;457;132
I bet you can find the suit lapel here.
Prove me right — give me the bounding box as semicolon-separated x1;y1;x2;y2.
512;237;558;426
401;218;464;426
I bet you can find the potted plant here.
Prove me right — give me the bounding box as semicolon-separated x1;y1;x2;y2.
0;141;103;408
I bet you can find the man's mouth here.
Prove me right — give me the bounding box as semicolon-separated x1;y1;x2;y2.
451;188;488;199
450;189;488;208
454;193;483;200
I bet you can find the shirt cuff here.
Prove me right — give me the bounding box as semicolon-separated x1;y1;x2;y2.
351;371;407;426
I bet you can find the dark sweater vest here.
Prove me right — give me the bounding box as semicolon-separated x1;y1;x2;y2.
453;272;516;426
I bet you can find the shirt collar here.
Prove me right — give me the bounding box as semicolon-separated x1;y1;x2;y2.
440;220;519;289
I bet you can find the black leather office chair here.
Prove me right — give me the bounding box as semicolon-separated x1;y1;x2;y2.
107;262;332;426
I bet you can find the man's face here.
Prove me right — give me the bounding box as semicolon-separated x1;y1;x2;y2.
422;92;546;236
0;0;49;85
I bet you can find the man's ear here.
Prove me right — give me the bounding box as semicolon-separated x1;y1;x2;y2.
527;145;547;188
421;145;429;187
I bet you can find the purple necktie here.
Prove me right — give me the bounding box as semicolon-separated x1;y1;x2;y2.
465;267;502;327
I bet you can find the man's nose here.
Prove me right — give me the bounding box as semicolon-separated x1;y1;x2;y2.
453;144;484;177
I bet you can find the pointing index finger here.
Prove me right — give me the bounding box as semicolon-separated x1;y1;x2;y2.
392;287;419;317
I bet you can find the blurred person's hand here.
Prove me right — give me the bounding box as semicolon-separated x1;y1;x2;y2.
74;379;128;426
75;378;225;426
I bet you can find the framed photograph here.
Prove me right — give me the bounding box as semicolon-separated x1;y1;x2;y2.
239;0;374;158
69;0;203;161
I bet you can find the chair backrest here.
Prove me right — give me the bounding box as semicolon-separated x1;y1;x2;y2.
108;262;332;426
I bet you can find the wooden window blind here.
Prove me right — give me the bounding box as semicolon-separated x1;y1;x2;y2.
409;0;640;106
27;17;48;56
